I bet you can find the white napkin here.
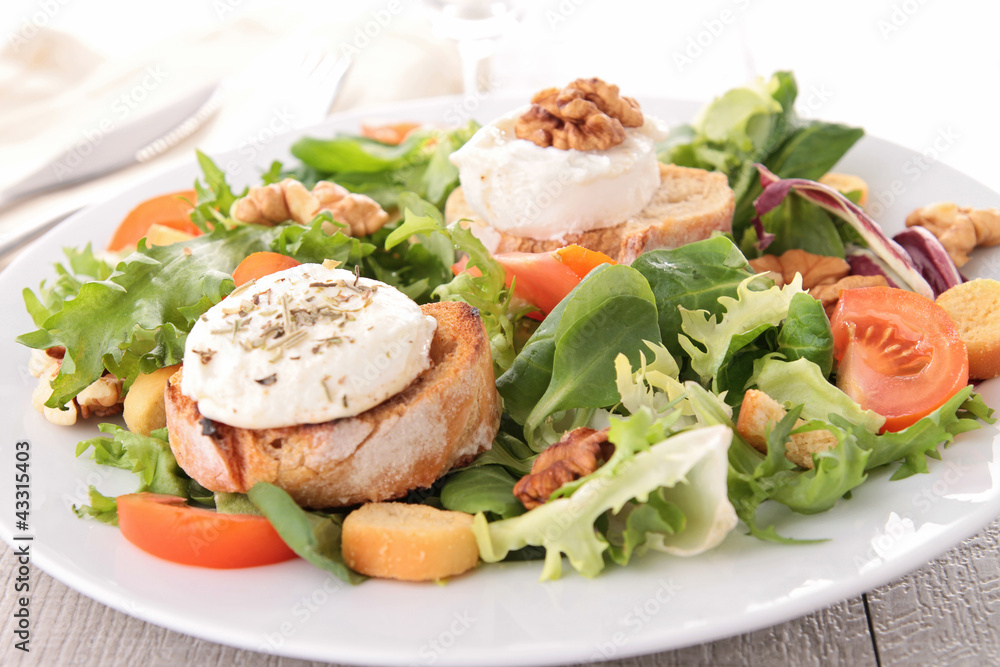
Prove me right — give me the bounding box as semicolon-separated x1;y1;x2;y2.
0;7;462;267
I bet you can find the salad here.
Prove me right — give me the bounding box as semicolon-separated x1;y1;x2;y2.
16;72;998;584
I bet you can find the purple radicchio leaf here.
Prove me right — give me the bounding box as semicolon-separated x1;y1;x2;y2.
892;226;964;297
845;248;901;288
753;164;934;298
750;180;794;251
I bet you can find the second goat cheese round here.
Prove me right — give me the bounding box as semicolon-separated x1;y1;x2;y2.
450;106;668;242
181;264;437;429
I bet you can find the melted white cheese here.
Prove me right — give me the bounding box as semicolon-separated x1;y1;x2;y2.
181;264;436;429
450;106;668;241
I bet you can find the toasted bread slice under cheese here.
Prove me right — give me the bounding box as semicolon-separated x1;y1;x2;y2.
165;301;500;508
445;163;735;264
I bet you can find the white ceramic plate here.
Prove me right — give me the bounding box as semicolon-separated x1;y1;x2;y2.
2;95;999;667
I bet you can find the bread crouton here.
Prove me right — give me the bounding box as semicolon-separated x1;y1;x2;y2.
736;389;839;469
936;278;1000;379
341;503;479;581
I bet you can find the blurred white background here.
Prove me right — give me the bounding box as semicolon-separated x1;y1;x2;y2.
0;0;997;236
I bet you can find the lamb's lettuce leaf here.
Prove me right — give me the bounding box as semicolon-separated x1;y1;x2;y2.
440;465;525;520
521;264;661;450
775;292;834;377
290;121;479;209
248;482;365;584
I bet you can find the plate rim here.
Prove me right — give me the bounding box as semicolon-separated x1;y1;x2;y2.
3;92;1000;666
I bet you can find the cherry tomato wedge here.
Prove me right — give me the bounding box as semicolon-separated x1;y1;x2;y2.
830;287;969;432
232;252;301;287
107;190;200;251
452;244;616;317
116;493;296;569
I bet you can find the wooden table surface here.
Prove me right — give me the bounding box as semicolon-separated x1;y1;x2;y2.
2;518;999;667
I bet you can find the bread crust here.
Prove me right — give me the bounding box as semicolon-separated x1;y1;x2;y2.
165;301;500;508
444;163;735;264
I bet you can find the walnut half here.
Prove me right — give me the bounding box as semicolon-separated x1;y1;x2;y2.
231;178;389;237
513;427;614;509
515;78;643;151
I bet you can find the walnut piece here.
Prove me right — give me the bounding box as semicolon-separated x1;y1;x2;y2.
321;194;390;237
749;249;850;290
231;178;389;237
906;202;1000;267
31;350;123;426
515;78;643;151
811;275;889;316
513;427;614;509
749;249;888;315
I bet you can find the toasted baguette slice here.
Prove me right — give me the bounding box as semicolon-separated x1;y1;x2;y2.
165;301;500;508
444;163;735;264
342;503;479;581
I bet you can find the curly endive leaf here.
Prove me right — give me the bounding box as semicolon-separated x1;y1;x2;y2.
678;273;804;384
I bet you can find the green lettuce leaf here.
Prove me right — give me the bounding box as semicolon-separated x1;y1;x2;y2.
18;219;366;408
290;121;479;209
23;244;114;326
386;192;517;374
832;386;992;479
678;274;804;385
754;357;885;432
72;486;120;525
440;465;525;519
76;424;189;498
522;264;661;450
776;292;834;376
661;71;863;242
474;416;735;580
603;489;686;566
631;237;757;360
247;482;365;585
72;424;191;524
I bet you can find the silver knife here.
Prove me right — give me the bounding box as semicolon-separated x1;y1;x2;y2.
0;80;224;207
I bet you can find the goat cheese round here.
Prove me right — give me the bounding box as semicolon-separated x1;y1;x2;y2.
181;264;437;429
450;106;668;242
